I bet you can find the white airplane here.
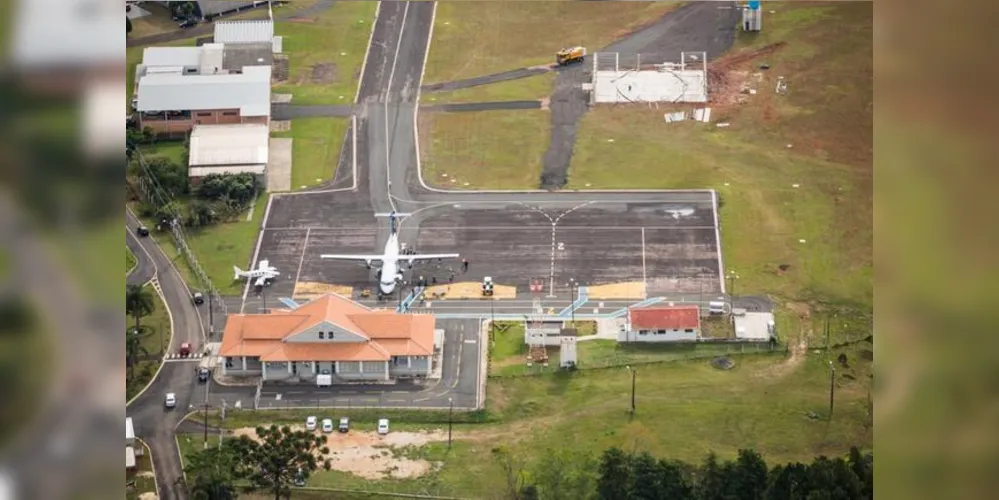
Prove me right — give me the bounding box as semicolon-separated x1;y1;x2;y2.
233;259;280;287
321;212;460;296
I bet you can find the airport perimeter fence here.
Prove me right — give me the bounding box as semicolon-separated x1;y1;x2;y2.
489;340;783;379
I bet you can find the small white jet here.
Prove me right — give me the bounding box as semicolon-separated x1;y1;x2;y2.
234;259;280;287
321;212;460;296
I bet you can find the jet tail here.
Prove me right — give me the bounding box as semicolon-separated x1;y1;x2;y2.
234;266;244;281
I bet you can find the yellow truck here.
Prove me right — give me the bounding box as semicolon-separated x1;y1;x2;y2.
556;46;587;66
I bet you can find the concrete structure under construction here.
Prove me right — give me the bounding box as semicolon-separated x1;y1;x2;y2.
587;52;708;104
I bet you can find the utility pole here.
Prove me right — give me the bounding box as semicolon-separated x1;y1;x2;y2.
569;278;577;326
202;402;211;448
447;397;454;450
626;365;636;414
828;361;836;421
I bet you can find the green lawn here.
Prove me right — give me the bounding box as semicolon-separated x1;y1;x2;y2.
569;2;873;313
423;72;556;104
138;140;188;166
418;110;549;189
133;189;269;296
126;283;170;402
126;246;137;276
272;1;378;104
181;343;872;498
423;2;680;84
126;440;157;500
272;117;349;190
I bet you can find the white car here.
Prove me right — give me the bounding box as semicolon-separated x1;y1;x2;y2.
164;393;176;408
321;418;334;433
305;416;317;431
377;418;390;435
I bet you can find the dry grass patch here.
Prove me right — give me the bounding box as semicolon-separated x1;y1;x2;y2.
424;2;681;84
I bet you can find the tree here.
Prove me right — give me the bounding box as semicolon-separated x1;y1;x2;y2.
658;459;694;500
138;156;189;197
125;284;155;333
765;462;810;500
126;16;132;34
193;173;260;209
596;448;632;500
493;446;528;500
125;330;149;381
732;449;769;500
694;452;738;500
180;442;243;500
186;200;217;228
801;456;862;500
847;448;873;500
230;425;331;500
629;452;666;500
531;448;597;500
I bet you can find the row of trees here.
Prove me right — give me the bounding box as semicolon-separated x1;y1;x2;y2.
500;446;873;500
182;436;871;500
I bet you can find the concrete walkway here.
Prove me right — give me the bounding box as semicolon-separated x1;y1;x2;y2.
267;138;293;192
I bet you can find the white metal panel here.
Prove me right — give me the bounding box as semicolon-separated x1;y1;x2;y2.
142;47;202;67
136;65;271;115
214;20;274;44
189;124;270;166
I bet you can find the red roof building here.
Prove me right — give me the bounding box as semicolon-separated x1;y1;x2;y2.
623;305;701;342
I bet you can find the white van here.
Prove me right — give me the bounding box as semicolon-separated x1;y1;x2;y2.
316;374;332;387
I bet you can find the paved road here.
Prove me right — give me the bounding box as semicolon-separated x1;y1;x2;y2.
127;226;156;286
421;100;543;112
421;66;552;92
125;209;208;500
126;0;336;47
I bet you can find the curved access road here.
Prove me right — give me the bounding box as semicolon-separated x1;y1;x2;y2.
125;209;207;500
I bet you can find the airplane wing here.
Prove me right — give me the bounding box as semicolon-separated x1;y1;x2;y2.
258;259;270;270
320;254;385;261
254;275;267;287
406;253;461;261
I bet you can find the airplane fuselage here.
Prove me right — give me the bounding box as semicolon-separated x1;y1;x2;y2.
378;234;402;295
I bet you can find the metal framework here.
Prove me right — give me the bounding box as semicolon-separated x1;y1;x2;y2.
526;277;548;366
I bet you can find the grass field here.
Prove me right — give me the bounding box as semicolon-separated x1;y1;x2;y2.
569;2;873;313
418;110;549;189
183;341;872;497
133;189;269;296
272;117;349;190
126;247;137;276
272;1;377;104
423;2;680;84
138;141;187;166
125;283;170;402
423;72;556;104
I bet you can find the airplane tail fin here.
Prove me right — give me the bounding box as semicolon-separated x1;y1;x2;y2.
234;266;244;280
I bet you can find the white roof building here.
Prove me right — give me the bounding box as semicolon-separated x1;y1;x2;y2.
215;19;283;54
188;124;270;178
136;65;271;116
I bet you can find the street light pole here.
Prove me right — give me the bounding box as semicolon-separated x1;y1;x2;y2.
447;397;454;450
828;361;836;420
627;365;636;414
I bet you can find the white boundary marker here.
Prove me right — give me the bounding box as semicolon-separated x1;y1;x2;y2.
412;1;437;190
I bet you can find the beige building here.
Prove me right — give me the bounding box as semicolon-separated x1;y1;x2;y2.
188;124;269;183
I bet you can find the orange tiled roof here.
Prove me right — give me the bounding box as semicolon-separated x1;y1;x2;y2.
220;293;436;362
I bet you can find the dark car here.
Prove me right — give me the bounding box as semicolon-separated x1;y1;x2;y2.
136;225;149;237
192;292;205;305
178;18;197;28
197;368;210;382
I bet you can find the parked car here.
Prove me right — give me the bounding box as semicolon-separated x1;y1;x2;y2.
136;225;149;237
338;417;350;433
165;392;176;409
179;342;192;357
192;292;204;305
321;418;333;433
178;18;197;28
377;418;390;435
197;368;210;382
305;416;317;431
293;468;306;487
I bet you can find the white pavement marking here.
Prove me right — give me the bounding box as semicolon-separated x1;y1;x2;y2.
294;228;312;288
464;339;476;344
351;114;358;190
263;225;719;231
242;194;275;312
712;189;726;294
384;0;411;213
353;1;381;104
641;226;647;297
413;1;438;191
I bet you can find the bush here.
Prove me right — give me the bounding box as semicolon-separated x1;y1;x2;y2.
193;173;259;209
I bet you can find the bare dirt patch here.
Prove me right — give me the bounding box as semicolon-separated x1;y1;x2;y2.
232;427;447;480
138;493;158;500
308;63;337;84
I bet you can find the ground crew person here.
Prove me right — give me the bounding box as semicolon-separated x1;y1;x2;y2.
462;259;469;272
448;273;454;284
432;276;437;285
